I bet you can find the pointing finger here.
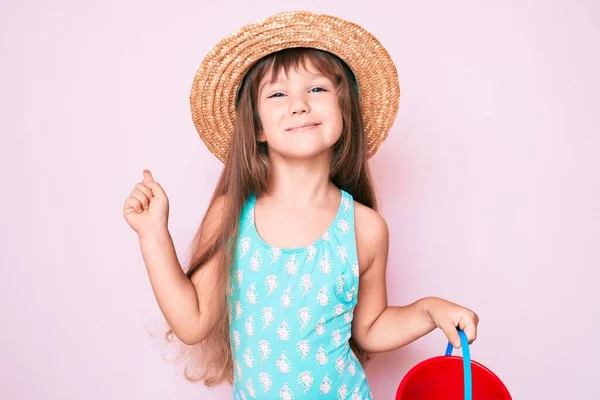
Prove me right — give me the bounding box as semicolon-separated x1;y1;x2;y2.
143;169;154;183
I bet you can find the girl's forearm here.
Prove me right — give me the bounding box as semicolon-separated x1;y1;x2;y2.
353;298;437;353
138;227;202;344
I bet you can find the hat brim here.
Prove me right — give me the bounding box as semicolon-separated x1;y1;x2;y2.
190;11;400;163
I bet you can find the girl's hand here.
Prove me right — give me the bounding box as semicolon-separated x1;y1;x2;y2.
123;169;170;236
424;297;479;348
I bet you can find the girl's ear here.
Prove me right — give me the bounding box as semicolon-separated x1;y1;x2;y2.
258;132;267;143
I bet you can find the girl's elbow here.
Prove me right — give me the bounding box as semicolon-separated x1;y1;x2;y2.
172;323;209;346
352;331;377;353
177;331;207;346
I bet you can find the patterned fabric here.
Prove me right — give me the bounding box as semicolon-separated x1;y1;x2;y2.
227;189;373;399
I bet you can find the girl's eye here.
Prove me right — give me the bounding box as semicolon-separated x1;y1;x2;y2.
267;87;327;99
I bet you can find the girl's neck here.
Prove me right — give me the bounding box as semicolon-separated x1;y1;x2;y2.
265;153;337;206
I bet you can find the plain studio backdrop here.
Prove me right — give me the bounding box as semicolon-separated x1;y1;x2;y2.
1;0;599;399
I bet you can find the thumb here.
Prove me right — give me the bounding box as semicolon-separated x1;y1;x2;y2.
440;323;461;348
145;180;167;201
143;169;155;183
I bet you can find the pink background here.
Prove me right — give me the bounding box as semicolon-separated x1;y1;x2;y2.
2;0;599;398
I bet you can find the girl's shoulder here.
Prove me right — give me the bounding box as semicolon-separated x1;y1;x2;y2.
353;200;387;233
353;200;389;275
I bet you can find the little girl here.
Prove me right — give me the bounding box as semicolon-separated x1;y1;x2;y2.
123;11;478;400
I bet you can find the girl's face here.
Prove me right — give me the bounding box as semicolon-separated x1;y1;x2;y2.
256;60;343;161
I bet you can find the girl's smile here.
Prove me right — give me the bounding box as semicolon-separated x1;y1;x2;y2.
286;122;322;132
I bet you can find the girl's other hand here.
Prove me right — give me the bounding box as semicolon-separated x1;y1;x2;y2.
424;297;479;348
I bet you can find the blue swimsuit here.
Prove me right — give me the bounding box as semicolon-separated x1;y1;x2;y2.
228;189;373;399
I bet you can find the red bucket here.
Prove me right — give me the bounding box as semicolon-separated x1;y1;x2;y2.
395;330;511;400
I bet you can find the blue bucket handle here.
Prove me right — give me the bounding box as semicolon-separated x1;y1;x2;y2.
444;329;472;400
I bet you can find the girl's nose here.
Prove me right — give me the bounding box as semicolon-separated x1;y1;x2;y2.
292;108;307;115
289;96;310;115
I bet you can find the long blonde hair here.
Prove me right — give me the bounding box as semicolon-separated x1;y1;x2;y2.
157;47;379;387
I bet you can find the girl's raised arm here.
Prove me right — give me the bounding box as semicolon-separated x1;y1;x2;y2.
124;170;225;345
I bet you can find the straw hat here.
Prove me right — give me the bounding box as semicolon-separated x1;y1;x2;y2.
190;11;400;163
